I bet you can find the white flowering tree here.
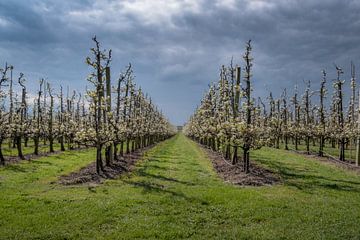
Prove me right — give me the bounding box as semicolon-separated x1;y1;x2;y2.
0;64;10;165
74;36;175;174
185;40;265;173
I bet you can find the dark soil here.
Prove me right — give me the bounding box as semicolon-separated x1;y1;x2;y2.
200;145;280;186
59;149;147;185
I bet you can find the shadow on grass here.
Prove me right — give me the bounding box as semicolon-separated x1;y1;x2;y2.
123;179;209;205
147;156;181;162
149;158;197;168
141;164;170;171
255;155;360;193
31;160;53;165
142;160;206;177
3;160;53;173
4;164;28;172
137;168;196;186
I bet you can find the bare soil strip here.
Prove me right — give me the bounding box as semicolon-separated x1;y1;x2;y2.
199;144;280;186
59;148;149;185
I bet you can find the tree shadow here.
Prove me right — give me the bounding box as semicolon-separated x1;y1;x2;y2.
3;164;28;173
123;179;209;205
31;160;53;166
137;168;196;186
255;156;360;193
141;164;170;171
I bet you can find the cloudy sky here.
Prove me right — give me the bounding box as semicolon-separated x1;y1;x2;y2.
1;0;360;125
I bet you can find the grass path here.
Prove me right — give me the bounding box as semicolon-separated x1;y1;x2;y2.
1;134;360;239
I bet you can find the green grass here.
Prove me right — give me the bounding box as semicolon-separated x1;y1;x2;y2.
2;139;134;158
1;134;360;239
280;142;358;162
2;140;64;157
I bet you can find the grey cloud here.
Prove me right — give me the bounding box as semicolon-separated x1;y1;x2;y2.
0;0;360;124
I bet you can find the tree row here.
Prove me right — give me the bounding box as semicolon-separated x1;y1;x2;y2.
184;40;360;174
0;37;175;173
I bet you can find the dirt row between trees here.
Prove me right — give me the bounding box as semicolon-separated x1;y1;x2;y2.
60;136;281;186
59;146;152;185
198;144;280;186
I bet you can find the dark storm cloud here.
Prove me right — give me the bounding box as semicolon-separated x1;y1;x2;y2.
0;0;360;124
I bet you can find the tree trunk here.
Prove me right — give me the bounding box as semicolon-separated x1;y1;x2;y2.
232;146;238;164
319;136;324;157
120;141;124;157
114;143;118;161
49;137;54;153
306;136;310;154
211;138;216;151
96;145;104;174
105;145;113;166
356;137;360;166
126;139;130;154
131;140;135;152
60;136;65;151
16;137;25;160
105;66;113;167
243;147;249;173
225;143;230;160
339;139;345;161
0;139;5;165
34;137;39;155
